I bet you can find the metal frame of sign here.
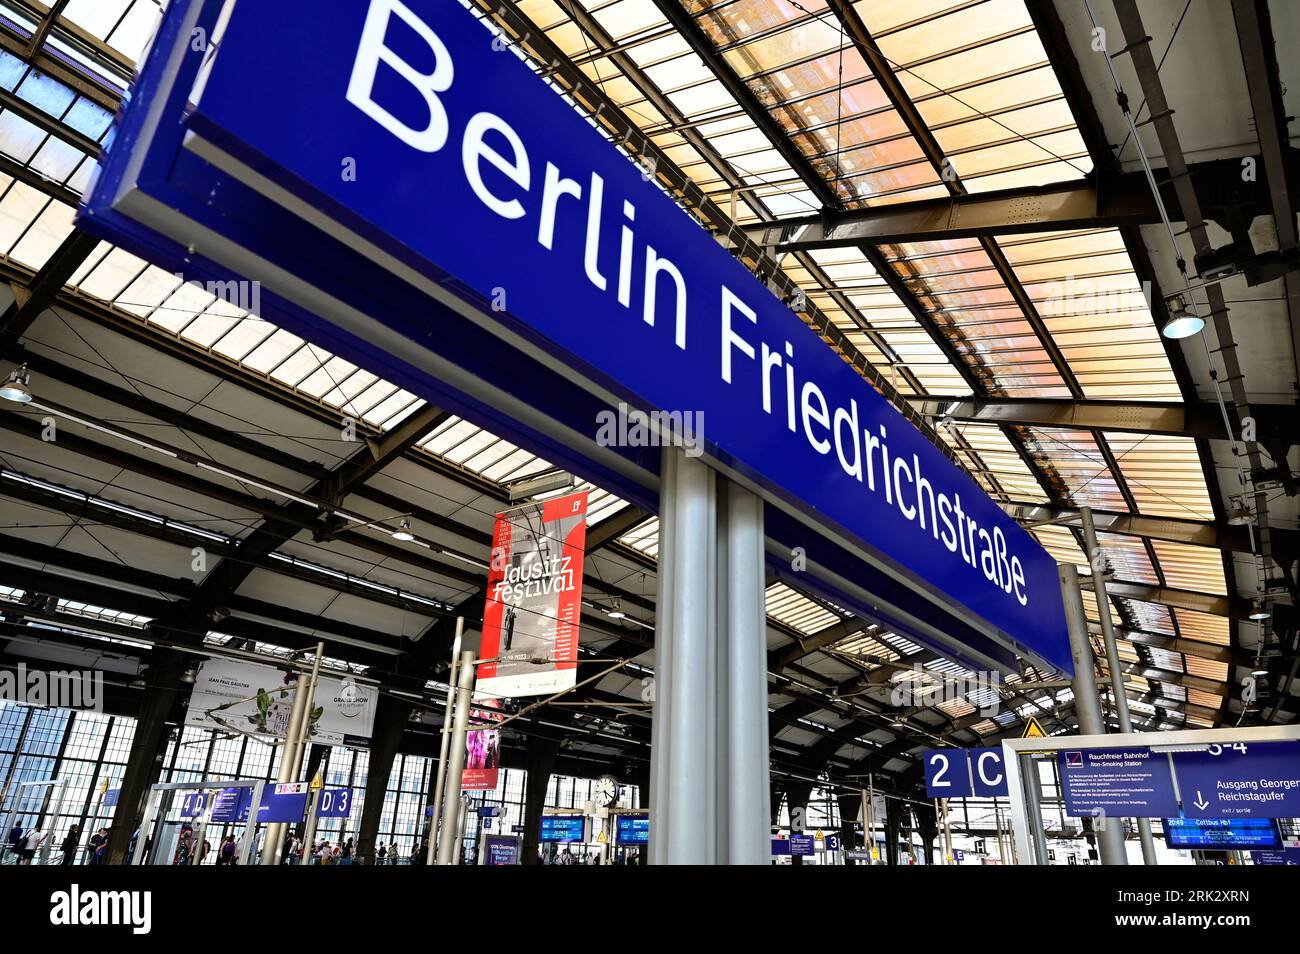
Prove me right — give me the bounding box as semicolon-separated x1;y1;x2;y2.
1001;724;1300;865
80;0;1069;676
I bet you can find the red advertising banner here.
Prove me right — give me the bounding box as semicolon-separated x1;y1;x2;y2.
477;490;588;699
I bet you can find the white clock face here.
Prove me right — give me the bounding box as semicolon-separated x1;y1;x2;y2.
596;776;618;804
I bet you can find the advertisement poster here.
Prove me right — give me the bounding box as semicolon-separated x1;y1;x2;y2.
478;491;588;698
184;658;377;747
462;704;502;791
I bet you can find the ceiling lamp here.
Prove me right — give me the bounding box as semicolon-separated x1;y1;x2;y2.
1160;296;1204;339
606;600;625;620
1226;505;1256;526
1248;602;1271;622
391;518;415;542
0;365;32;403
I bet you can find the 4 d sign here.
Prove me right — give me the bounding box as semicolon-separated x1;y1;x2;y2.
82;0;1070;677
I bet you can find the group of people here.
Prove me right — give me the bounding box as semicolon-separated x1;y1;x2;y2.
6;823;423;866
6;823;112;865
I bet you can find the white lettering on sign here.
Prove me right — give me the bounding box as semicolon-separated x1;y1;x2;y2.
344;0;1034;611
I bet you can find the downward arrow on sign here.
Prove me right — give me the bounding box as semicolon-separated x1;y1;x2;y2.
1194;791;1210;811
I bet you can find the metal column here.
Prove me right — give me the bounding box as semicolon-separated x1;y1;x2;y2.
435;650;476;865
649;448;769;864
1059;563;1128;865
1020;755;1050;865
1079;507;1158;865
717;478;770;864
426;617;464;866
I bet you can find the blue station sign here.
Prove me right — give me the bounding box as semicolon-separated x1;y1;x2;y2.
1058;747;1180;818
1172;741;1300;819
81;0;1070;674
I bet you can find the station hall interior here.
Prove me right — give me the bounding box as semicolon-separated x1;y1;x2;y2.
0;0;1297;868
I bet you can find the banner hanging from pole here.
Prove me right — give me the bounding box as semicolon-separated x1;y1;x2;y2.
462;703;502;791
478;491;588;699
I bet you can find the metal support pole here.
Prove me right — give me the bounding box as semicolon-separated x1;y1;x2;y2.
1020;755;1051;866
452;796;469;866
260;664;312;865
301;788;320;866
1059;563;1128;865
1079;507;1158;866
718;478;769;864
427;617;464;866
239;780;265;866
435;650;476;865
130;788;159;866
650;448;716;864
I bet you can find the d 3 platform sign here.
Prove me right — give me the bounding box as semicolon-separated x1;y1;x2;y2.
82;0;1071;680
478;491;588;698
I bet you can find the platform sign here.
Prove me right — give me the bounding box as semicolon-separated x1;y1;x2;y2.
923;749;973;798
254;783;310;824
178;792;208;819
1058;747;1179;818
1250;848;1300;865
771;838;792;857
1172;741;1300;819
102;789;120;808
81;0;1071;679
790;834;815;857
316;788;354;819
209;788;249;825
970;747;1010;797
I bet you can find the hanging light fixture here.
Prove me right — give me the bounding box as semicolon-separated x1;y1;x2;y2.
391;517;415;542
1159;296;1204;339
0;365;32;403
1248;601;1271;622
1226;504;1256;526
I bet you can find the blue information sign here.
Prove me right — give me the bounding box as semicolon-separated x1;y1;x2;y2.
209;788;249;825
771;838;792;857
103;789;119;808
316;788;354;819
970;747;1009;797
615;814;649;846
539;816;586;843
179;792;208;819
824;834;841;851
790;834;815;857
82;0;1070;678
1172;741;1300;819
1250;848;1300;865
1163;817;1281;849
923;749;972;798
1058;747;1180;818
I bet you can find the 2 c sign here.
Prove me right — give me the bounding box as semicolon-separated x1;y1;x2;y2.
923;747;1009;798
